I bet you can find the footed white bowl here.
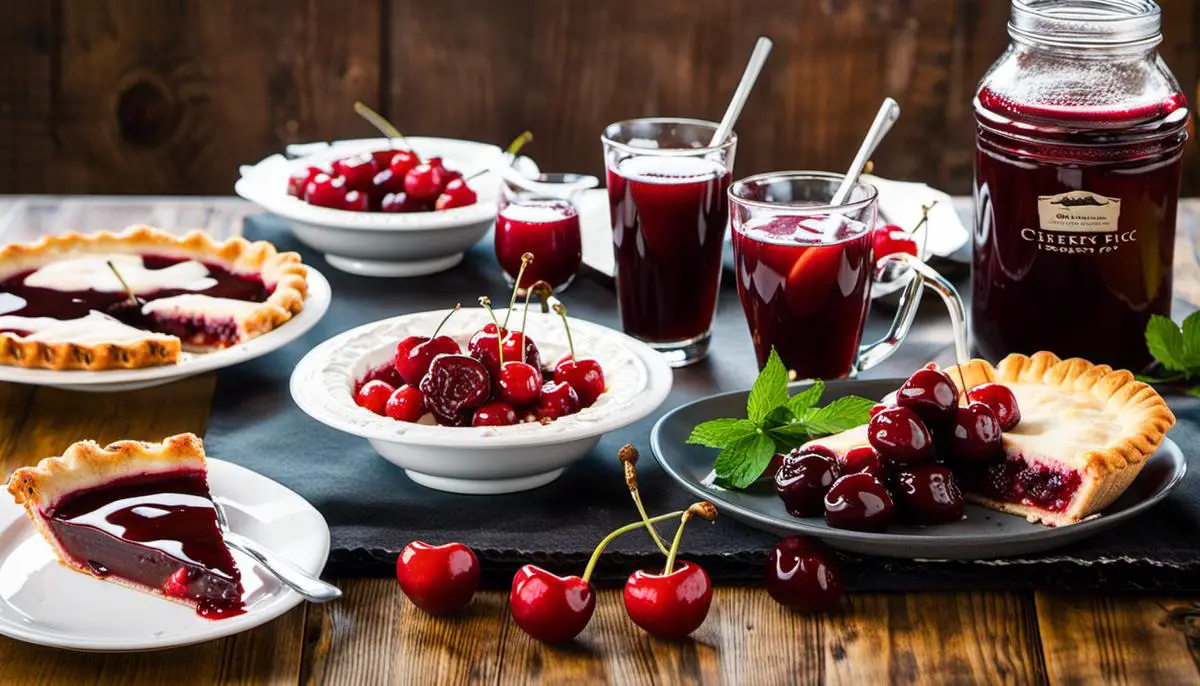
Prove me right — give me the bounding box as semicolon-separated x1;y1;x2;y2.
289;308;673;494
235;137;505;277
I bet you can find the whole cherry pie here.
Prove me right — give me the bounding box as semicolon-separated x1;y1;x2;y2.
0;225;308;370
807;352;1175;527
6;434;245;618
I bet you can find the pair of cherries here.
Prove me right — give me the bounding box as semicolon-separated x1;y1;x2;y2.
393;446;718;644
776;364;1022;532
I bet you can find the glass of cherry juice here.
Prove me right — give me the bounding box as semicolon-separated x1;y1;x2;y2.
730;172;931;379
495;173;597;293
602;118;735;367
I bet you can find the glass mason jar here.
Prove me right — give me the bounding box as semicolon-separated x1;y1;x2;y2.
972;0;1189;371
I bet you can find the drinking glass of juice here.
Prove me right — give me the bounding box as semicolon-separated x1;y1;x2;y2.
602;118;736;367
729;171;942;379
495;173;597;292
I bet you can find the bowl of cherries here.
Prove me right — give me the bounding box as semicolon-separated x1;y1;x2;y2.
236;135;505;277
290;279;673;495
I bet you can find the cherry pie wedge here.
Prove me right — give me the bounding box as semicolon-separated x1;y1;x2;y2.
6;434;245;618
813;352;1175;526
0;225;308;370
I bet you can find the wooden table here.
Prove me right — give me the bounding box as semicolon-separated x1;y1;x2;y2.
0;197;1198;685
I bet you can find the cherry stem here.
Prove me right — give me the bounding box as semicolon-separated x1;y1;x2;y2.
618;445;669;556
501;253;534;330
105;260;138;306
553;303;576;362
478;296;504;367
954;362;971;398
911;200;937;257
521;281;553;341
431;304;461;338
506;131;534;157
582;510;685;583
353;101;421;162
663;502;717;575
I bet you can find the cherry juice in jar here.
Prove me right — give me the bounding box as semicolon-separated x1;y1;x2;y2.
973;0;1188;370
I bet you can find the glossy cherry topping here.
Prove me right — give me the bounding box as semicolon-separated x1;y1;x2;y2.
948;402;1004;462
867;406;933;464
958;457;1083;513
473;400;518;427
774;448;839;518
896;365;958;424
497;361;543;406
839;445;885;480
966;383;1022;431
537;380;581;420
46;470;244;619
764;536;843;613
823;473;894;532
892;464;965;525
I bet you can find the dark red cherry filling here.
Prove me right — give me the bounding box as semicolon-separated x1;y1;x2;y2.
957;457;1083;514
774;449;839;518
45;470;244;619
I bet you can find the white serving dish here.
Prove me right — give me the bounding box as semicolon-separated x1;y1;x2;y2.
235;137;506;277
290;308;673;494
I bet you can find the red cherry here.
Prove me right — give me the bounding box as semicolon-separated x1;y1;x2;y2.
897;365;958;425
538;380;581;420
554;355;605;407
162;566;192;598
872;225;918;260
472;401;517;427
287;166;324;198
867;406;934;464
332;153;378;192
824;473;895;532
966;383;1021;431
418;354;491;425
372;167;408;198
304;173;347;209
426;155;445;169
774;448;839;518
380;192;431;213
839;445;885;480
623;561;712;639
764;536;843;613
342;190;370;212
355;379;395;415
371;149;399;169
948;401;1004;462
892;464;965;525
384;385;425;422
395;541;480;616
404;163;446;202
468;327;539;381
394;336;462;386
510;565;596;644
435;178;478;211
870;390;898;418
498;361;543;406
388;150;421;177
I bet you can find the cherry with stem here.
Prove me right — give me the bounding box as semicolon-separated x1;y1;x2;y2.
553;301;606;407
623;502;719;639
353;101;420;162
617;444;669;556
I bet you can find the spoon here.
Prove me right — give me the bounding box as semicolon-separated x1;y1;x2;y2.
710;37;773;146
831;97;900;206
213;499;342;603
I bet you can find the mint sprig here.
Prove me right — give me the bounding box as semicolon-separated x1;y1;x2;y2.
686;349;874;489
1141;313;1200;396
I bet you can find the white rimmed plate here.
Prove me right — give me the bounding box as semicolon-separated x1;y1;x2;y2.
236;137;506;277
291;308;674;494
0;268;332;393
0;458;331;652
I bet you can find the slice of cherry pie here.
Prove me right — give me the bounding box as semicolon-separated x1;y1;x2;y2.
6;434;245;618
811;352;1176;526
0;225;308;370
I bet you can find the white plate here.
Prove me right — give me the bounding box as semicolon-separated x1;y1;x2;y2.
291;308;674;494
236;137;506;277
0;268;332;392
0;458;331;652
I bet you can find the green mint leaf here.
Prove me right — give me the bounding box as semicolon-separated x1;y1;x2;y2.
1146;315;1187;372
1181;311;1200;368
767;423;815;445
801;395;876;435
747;348;790;424
1135;372;1187;384
713;432;777;489
687;418;758;448
786;380;826;415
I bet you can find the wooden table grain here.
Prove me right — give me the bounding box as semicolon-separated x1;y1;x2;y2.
0;198;1197;685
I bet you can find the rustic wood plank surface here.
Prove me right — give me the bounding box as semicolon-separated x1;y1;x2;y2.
0;195;1197;685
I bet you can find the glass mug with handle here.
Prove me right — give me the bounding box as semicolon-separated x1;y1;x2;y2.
729;171;963;379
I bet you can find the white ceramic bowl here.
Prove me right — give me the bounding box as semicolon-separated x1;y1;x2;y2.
290;308;673;494
235;137;506;277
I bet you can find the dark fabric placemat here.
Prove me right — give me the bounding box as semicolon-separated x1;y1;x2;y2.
203;215;1200;591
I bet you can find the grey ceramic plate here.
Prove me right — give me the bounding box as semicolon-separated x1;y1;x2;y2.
650;379;1187;560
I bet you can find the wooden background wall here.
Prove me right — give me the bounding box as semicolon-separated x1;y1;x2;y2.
2;0;1198;197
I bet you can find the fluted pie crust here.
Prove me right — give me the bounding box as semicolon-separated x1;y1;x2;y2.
0;225;308;370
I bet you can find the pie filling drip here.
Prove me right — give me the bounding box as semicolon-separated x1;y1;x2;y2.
0;254;271;347
956;456;1083;514
44;469;245;619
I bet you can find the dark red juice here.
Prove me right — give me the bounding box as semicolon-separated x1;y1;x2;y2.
733;215;873;379
607;156;731;343
974;86;1188;370
494;199;582;290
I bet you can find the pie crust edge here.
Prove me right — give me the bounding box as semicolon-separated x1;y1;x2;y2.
0;225;309;370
